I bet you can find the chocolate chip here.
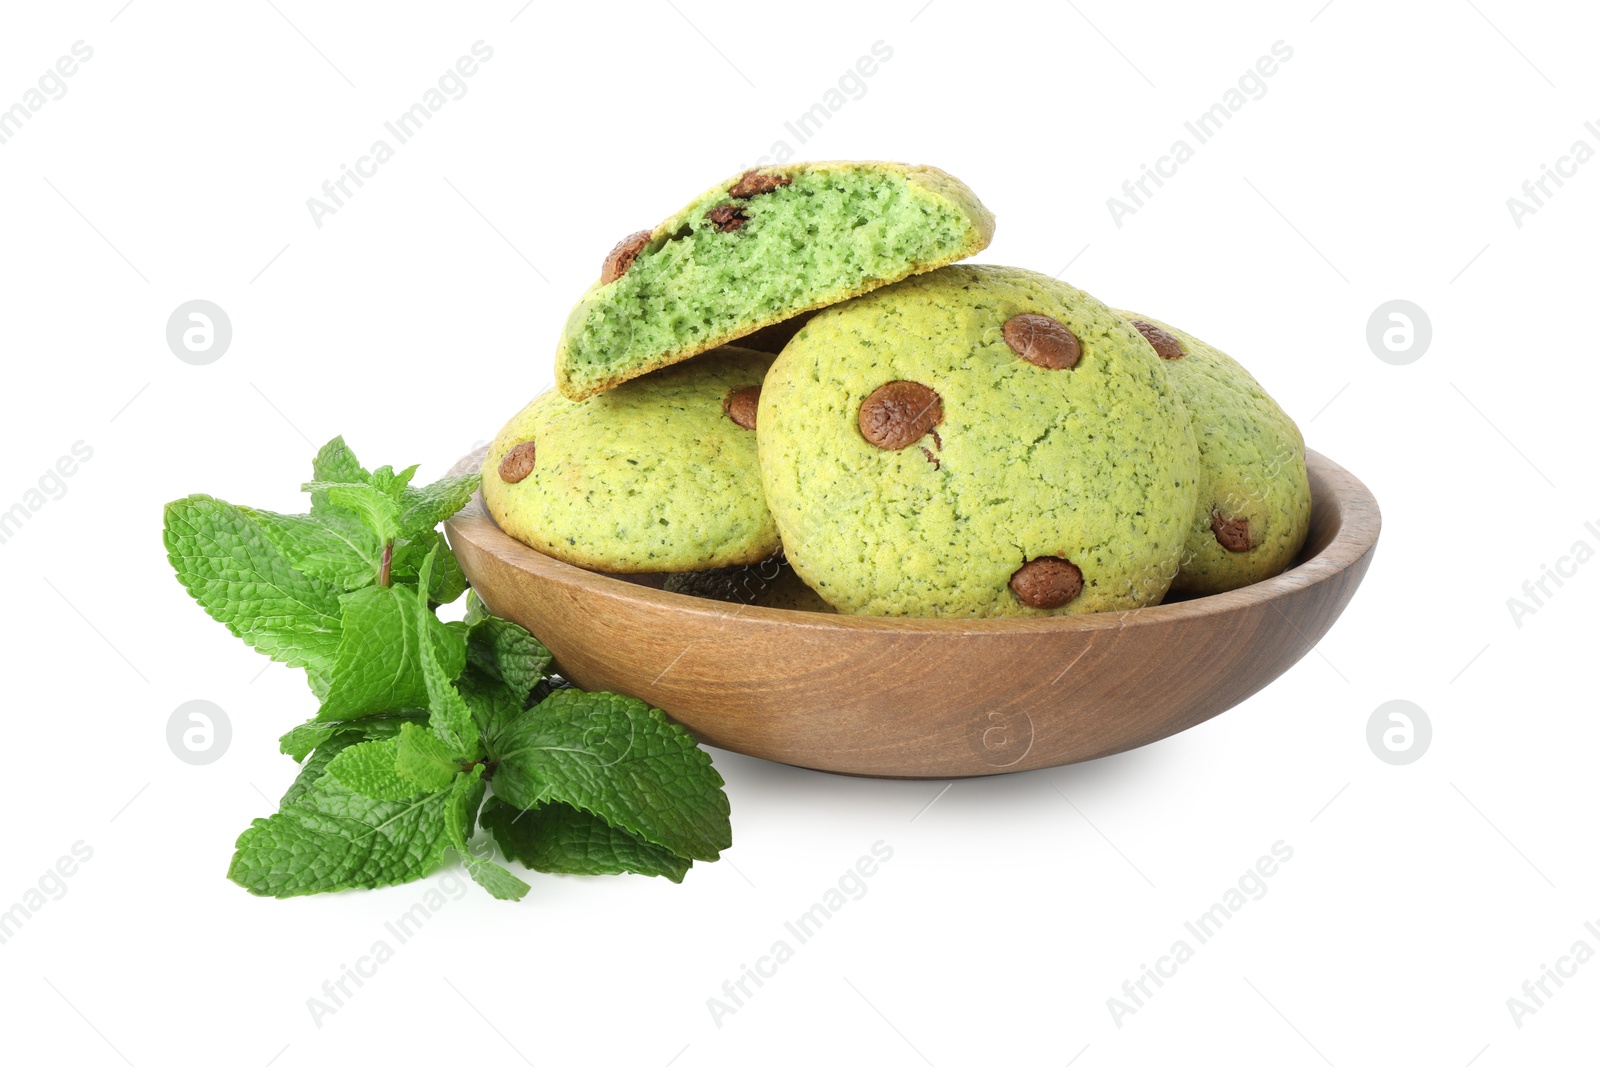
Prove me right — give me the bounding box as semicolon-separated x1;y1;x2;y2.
723;385;760;430
600;229;652;284
706;205;748;232
858;381;944;451
1131;320;1185;360
728;170;792;198
1003;313;1081;370
1210;511;1252;552
1009;557;1083;608
498;441;537;484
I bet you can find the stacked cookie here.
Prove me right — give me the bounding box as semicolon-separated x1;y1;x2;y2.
482;161;1310;617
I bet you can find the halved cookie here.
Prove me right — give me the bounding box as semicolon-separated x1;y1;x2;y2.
555;161;994;401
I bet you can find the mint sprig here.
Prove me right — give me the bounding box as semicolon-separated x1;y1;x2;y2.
163;436;733;900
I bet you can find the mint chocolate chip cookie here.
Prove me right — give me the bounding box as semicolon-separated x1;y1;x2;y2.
482;346;778;573
554;161;995;401
757;265;1202;617
1120;313;1311;595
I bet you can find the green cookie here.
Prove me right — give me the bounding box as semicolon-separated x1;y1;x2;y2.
1120;313;1311;595
758;265;1201;617
555;161;995;401
482;346;778;573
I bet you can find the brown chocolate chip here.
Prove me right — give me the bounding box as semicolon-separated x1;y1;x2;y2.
1003;313;1081;370
858;381;944;451
728;170;792;198
1009;557;1083;609
706;205;748;232
1210;511;1253;552
723;385;760;430
498;441;537;484
600;229;652;284
1131;320;1185;360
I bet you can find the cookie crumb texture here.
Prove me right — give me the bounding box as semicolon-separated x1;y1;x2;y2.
482;346;779;573
1120;311;1311;595
759;265;1202;617
555;161;995;401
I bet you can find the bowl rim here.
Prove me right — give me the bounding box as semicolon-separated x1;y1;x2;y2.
446;447;1380;637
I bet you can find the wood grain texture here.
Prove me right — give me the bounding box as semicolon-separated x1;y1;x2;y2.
445;449;1380;778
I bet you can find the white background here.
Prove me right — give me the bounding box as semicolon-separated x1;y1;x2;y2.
1;1;1596;1063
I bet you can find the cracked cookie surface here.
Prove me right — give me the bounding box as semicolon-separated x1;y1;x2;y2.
758;265;1202;617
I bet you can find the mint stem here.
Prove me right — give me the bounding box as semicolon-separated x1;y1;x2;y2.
378;540;393;587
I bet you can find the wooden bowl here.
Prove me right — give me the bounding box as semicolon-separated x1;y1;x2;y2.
446;449;1379;778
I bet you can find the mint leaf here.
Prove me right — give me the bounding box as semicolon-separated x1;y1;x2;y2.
481;796;691;882
441;778;530;902
280;719;340;763
311;436;370;499
415;550;479;754
419;618;477;753
493;690;731;862
179;437;730;901
280;713;423;762
466;613;551;706
316;585;467;720
301;483;401;543
465;589;491;627
398;473;480;537
163;494;344;674
458;668;523;752
324;738;418;801
396;722;464;791
242;507;383;590
280;727;367;806
228;770;472;898
461;855;532;901
391;528;468;604
371;464;419;499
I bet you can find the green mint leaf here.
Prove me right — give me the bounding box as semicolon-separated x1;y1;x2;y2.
398;473;480;537
464;589;491;627
466;613;552;706
438;768;526;900
324;737;419;801
480;796;691;882
241;507;383;590
316;585;467;720
280;719;339;763
280;712;423;762
439;778;530;902
228;770;471;898
280;726;368;806
396;722;464;791
300;483;401;544
461;855;532;901
457;668;523;753
163;494;344;674
420;623;477;753
415;550;480;754
370;464;420;502
492;689;731;862
391;528;468;604
312;436;370;493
